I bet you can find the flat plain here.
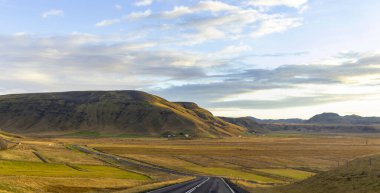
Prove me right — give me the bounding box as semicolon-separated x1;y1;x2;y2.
1;132;380;192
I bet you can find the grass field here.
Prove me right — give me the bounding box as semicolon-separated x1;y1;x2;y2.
250;154;380;193
1;133;380;192
61;134;380;186
0;160;148;179
253;169;314;180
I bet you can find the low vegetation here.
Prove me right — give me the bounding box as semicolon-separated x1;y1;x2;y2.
0;91;247;138
0;131;379;192
252;169;314;180
0;160;148;179
250;154;380;193
0;137;8;150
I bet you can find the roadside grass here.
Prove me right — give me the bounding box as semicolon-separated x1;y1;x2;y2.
0;160;149;180
253;169;315;180
0;176;150;193
116;176;195;193
186;167;283;183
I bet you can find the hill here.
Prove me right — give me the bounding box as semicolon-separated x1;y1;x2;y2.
218;117;268;134
0;91;246;137
307;113;380;125
252;154;380;193
250;117;304;124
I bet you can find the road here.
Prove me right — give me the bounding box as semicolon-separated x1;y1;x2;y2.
149;177;249;193
72;145;249;193
72;145;189;175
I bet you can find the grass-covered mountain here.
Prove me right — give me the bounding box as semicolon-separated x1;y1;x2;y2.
252;113;380;125
307;113;380;125
0;91;246;137
218;116;268;134
253;154;380;193
250;116;304;124
254;113;380;133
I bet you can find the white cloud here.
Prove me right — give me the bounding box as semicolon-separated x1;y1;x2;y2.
162;1;238;18
251;16;302;38
246;0;308;9
180;27;226;46
95;19;121;27
162;6;193;18
0;35;206;94
216;43;253;56
95;1;304;44
196;1;238;12
157;1;304;45
42;9;64;18
126;10;152;20
134;0;153;7
95;10;151;27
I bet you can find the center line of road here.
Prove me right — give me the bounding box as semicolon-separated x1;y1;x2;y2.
185;177;210;193
221;178;236;193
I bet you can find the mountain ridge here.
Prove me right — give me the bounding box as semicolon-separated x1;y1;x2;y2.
251;113;380;125
0;90;246;138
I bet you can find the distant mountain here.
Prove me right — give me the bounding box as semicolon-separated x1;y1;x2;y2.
218;117;268;134
0;91;246;137
307;113;380;125
249;117;305;124
252;113;380;133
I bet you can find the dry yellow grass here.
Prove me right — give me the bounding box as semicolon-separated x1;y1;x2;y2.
0;176;149;193
116;176;195;193
84;135;380;170
1;134;380;192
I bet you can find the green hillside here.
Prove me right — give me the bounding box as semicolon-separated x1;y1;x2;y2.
252;154;380;193
0;91;246;137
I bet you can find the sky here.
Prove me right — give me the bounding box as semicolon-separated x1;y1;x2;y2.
1;0;380;119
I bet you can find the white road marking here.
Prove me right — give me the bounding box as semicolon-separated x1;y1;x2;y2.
146;178;200;193
185;177;210;193
221;178;236;193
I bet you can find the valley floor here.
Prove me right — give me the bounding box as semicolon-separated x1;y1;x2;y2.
0;132;380;192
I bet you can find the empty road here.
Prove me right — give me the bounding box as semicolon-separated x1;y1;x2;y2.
149;177;249;193
73;145;249;193
72;145;189;175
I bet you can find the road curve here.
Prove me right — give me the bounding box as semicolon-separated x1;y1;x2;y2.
72;145;249;193
149;177;249;193
72;145;189;175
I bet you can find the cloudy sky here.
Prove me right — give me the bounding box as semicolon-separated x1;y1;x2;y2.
1;0;380;119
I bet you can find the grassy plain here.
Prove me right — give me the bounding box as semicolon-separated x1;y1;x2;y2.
1;133;380;192
0;133;183;193
60;134;380;187
0;160;148;179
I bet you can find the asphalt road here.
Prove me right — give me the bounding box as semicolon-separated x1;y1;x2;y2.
72;145;249;193
149;177;249;193
72;145;189;175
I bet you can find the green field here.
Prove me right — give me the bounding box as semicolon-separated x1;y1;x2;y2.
0;160;148;180
251;155;380;193
0;133;379;192
253;169;314;180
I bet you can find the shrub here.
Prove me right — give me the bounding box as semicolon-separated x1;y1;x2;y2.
0;138;8;150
